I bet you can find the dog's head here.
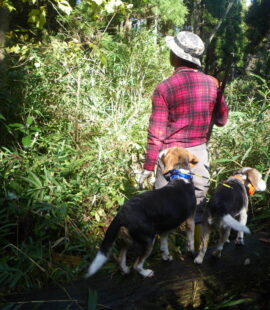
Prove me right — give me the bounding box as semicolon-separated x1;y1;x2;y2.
162;147;199;175
235;167;266;193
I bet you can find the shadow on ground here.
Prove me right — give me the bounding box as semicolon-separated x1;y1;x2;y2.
4;232;270;310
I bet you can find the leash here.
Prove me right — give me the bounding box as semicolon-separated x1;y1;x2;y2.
190;172;256;194
189;171;219;184
189;171;235;189
167;170;222;186
167;170;254;194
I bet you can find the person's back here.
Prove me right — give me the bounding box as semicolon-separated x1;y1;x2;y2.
152;67;220;149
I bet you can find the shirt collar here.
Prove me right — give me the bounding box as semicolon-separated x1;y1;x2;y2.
174;66;198;74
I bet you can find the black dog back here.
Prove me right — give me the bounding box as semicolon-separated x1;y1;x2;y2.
118;179;196;240
208;180;247;218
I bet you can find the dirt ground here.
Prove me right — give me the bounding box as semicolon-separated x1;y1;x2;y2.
4;232;270;310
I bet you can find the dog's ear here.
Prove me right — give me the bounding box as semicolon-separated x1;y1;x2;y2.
236;167;251;175
163;150;177;174
188;153;199;168
246;169;259;189
236;167;259;189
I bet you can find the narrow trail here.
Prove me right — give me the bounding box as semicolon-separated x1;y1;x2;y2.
5;232;270;310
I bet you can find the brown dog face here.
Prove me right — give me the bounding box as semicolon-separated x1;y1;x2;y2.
162;147;199;174
236;167;266;191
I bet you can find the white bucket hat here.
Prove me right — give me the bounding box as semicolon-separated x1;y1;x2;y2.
165;31;205;67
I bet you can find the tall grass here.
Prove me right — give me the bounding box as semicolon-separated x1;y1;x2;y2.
0;30;171;291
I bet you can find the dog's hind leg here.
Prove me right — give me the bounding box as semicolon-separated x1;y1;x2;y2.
117;227;132;275
133;238;155;278
186;217;195;254
160;232;173;261
235;210;248;245
118;247;130;275
194;223;211;264
225;228;231;243
212;226;231;258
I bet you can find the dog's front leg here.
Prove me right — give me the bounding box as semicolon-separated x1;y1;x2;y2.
160;232;173;261
194;223;211;264
235;210;248;245
186;217;195;254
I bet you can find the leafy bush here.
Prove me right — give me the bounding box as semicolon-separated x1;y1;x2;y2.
0;29;170;291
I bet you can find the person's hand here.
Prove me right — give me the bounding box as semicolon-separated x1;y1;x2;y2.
138;169;152;189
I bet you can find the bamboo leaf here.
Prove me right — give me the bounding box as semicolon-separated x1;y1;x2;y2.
57;0;72;15
240;146;252;164
88;289;97;310
26;116;34;126
0;113;6;120
22;136;32;148
217;298;252;308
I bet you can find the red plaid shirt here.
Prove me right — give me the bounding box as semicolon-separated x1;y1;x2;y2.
144;67;228;171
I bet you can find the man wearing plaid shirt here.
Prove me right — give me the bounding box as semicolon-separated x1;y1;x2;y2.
139;31;228;233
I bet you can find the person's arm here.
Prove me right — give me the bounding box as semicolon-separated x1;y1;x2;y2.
144;87;169;171
214;89;228;127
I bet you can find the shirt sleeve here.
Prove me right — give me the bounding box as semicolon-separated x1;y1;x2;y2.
144;87;169;171
214;89;229;127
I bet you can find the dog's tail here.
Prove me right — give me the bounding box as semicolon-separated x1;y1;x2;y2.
222;214;251;234
85;214;122;278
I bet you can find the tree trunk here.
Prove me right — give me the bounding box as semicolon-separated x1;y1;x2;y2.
191;0;203;36
0;7;10;66
204;0;235;51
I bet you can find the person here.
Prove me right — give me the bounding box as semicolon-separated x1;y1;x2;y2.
138;31;228;249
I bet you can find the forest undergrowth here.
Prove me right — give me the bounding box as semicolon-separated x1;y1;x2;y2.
0;29;269;298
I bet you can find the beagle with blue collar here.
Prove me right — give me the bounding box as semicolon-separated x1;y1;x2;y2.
194;167;266;264
85;147;199;278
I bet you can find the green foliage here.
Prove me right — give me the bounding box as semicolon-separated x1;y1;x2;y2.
0;28;170;291
154;0;187;27
245;0;270;49
244;0;270;79
0;0;72;29
200;0;248;73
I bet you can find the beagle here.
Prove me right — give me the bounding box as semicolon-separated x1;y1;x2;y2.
194;167;266;264
86;147;199;278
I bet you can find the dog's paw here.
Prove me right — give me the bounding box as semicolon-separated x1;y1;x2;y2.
225;239;230;244
141;269;154;278
162;254;173;261
120;266;130;275
235;238;245;245
212;249;222;258
187;246;195;256
194;256;203;264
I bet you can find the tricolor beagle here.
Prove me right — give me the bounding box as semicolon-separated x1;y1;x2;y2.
194;167;266;264
86;147;199;278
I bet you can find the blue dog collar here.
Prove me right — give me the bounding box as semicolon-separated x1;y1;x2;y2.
170;169;193;180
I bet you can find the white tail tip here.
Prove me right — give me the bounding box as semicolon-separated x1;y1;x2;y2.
85;251;108;278
222;214;251;234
